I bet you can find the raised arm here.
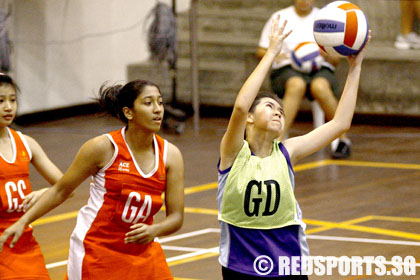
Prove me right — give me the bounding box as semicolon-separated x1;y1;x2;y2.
0;135;113;251
219;16;292;170
284;31;371;164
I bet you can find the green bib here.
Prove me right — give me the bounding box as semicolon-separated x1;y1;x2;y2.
219;141;300;229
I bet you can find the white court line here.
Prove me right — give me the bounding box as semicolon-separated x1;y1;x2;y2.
45;229;420;270
46;260;68;269
162;245;204;252
166;246;219;263
46;247;218;269
159;228;220;243
46;228;221;269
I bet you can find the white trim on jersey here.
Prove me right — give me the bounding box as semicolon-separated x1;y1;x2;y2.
99;134;119;174
0;127;17;163
121;127;160;178
67;133;118;280
67;182;107;280
163;139;168;166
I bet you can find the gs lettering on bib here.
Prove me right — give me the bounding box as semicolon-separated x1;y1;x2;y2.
112;184;163;228
219;141;300;229
0;175;31;214
0;129;33;221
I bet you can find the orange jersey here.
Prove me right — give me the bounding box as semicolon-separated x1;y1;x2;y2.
67;127;172;280
0;128;50;279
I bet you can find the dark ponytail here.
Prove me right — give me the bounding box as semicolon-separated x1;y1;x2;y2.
96;79;161;123
97;83;124;121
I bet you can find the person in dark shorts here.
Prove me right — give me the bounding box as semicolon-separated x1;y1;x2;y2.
256;0;351;158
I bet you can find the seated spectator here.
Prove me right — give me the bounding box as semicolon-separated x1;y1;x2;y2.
256;0;351;158
395;0;420;49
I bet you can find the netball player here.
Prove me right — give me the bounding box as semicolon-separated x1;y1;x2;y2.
217;16;370;278
0;73;63;279
0;79;184;279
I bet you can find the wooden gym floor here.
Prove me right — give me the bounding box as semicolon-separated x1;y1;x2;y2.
11;113;420;279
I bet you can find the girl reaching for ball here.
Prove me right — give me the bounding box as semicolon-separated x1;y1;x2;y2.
217;15;370;279
256;0;356;159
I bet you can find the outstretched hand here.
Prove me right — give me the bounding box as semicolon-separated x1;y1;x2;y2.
267;15;292;56
22;188;48;212
348;30;371;67
0;221;26;253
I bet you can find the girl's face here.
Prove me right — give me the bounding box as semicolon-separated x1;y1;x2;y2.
124;85;164;132
249;97;285;137
0;85;17;128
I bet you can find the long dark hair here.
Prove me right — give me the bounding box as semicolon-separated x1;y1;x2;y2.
0;73;19;93
96;79;161;123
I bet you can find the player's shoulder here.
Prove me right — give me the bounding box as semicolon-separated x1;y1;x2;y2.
82;134;114;155
166;141;182;157
73;134;115;168
19;133;39;149
165;141;183;167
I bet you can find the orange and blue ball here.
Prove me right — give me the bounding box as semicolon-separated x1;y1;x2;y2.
291;42;323;73
313;1;369;57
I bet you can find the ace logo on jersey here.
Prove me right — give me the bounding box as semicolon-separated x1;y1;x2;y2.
118;161;130;172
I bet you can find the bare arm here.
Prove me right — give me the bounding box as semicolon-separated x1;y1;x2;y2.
284;32;371;164
125;142;184;244
21;135;63;210
25;135;63;185
256;46;288;63
256;46;268;60
220;16;291;170
160;143;184;234
0;135;113;251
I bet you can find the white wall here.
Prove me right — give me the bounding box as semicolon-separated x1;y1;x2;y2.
11;0;189;115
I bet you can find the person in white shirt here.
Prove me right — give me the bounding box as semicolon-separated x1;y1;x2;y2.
256;0;352;159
